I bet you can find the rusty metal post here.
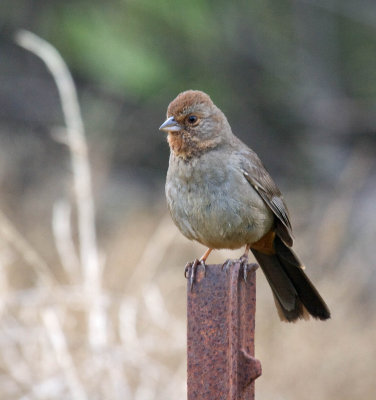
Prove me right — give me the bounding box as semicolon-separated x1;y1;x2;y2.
187;262;262;400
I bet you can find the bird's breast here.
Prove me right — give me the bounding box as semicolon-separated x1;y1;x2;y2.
165;153;274;249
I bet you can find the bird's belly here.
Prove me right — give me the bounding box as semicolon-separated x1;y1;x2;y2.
166;174;273;249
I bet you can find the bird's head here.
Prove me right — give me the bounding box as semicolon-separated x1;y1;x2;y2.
159;90;231;160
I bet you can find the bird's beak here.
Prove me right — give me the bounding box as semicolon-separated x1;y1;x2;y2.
159;116;182;132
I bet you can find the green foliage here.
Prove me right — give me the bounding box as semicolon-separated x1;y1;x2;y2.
40;3;172;95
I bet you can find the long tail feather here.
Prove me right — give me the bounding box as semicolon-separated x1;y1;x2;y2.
251;236;330;322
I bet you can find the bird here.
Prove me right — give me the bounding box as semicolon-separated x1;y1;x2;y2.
159;90;330;322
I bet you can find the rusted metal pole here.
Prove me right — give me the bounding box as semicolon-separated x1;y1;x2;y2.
187;262;262;399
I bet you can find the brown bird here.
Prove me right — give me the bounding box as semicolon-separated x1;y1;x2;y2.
159;90;330;322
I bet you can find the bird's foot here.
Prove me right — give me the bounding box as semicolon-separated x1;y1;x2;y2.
222;256;258;283
222;258;235;273
184;259;206;291
240;261;258;283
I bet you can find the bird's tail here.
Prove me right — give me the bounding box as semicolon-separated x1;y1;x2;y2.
251;235;330;322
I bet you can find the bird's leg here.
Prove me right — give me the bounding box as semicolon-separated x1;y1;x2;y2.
222;245;258;282
199;247;212;277
222;246;248;273
184;248;213;291
239;244;250;265
239;244;257;282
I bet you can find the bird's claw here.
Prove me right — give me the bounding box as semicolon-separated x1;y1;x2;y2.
184;259;206;291
222;259;233;273
222;257;258;283
240;261;258;283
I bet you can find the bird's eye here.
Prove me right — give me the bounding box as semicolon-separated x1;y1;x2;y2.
187;115;198;124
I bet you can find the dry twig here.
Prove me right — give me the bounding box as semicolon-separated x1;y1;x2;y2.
15;30;107;348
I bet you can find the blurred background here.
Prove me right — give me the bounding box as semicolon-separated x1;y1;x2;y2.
1;0;376;399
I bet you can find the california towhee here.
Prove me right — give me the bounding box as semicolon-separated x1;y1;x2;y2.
160;90;330;322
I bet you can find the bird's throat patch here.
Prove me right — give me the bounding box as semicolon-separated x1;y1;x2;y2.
167;132;191;159
167;132;219;160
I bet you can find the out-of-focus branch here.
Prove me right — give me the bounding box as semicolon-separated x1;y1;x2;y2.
52;200;81;283
15;29;99;294
15;30;107;348
0;210;56;287
42;308;88;400
124;214;177;293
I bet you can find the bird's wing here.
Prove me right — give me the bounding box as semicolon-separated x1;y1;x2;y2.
239;149;294;246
